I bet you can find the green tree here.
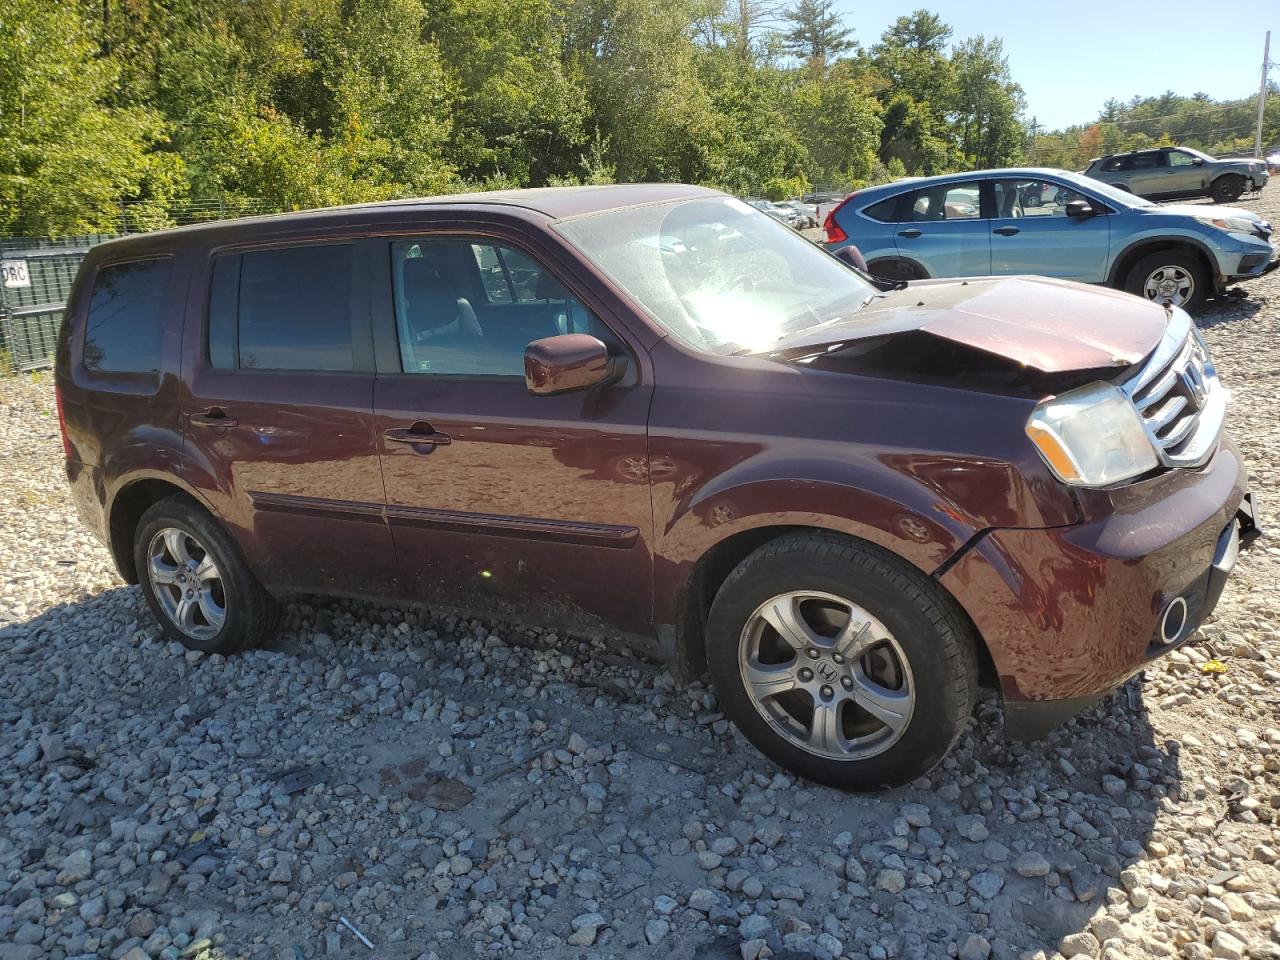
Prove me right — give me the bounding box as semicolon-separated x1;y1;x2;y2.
950;35;1024;167
0;0;171;234
779;0;855;65
565;0;722;182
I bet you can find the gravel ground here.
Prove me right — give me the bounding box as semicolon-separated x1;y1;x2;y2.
3;195;1280;960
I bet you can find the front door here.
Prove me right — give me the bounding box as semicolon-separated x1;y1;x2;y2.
1122;150;1167;197
895;180;991;278
989;177;1111;282
181;239;400;599
369;233;656;638
1164;149;1206;196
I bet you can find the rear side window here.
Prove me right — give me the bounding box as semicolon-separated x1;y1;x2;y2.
207;244;354;371
910;182;982;221
83;259;170;375
861;197;902;223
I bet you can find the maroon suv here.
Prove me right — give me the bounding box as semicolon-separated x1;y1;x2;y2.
55;185;1255;788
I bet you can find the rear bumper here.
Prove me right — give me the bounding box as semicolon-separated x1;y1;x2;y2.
940;437;1253;737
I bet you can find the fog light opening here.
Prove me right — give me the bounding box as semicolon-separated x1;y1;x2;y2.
1160;596;1189;645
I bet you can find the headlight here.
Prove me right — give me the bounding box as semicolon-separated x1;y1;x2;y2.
1195;215;1258;234
1026;382;1158;486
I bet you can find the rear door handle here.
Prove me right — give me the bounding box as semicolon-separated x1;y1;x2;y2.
993;226;1020;236
897;228;922;238
190;408;238;428
385;424;451;446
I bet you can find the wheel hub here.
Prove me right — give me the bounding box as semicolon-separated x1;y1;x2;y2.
146;527;226;641
738;590;915;761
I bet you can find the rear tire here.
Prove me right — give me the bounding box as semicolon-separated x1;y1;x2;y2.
133;496;280;655
1123;249;1210;312
1211;174;1244;204
705;532;978;790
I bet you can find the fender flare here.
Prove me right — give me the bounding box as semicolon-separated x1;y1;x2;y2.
1106;234;1220;288
866;256;929;280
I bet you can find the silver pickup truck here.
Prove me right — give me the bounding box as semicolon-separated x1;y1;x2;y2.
1084;146;1268;203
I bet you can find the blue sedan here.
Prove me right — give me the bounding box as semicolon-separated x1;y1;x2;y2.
823;168;1276;310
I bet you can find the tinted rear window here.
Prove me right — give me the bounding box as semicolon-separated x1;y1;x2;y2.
861;197;901;222
208;244;354;371
83;259;170;376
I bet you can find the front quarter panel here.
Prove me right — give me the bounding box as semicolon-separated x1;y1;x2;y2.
647;342;1078;625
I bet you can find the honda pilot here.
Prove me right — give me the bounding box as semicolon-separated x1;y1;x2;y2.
56;185;1256;788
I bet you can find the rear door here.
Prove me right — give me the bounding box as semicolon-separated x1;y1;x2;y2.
181;239;400;599
369;230;656;637
895;180;991;277
988;177;1110;282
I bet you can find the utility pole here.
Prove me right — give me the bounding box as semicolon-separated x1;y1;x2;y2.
1028;117;1039;164
1255;30;1271;158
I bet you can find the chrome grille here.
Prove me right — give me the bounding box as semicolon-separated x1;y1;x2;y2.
1122;311;1226;468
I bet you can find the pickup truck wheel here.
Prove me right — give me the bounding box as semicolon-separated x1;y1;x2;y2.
1124;250;1209;311
133;496;280;654
1211;174;1244;204
705;533;977;790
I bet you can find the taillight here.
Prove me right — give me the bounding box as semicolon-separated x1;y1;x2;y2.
55;386;74;461
823;194;854;244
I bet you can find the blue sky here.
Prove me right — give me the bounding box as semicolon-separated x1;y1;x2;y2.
832;0;1275;131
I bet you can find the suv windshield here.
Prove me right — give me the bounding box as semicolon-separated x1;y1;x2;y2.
1062;170;1154;208
555;196;876;355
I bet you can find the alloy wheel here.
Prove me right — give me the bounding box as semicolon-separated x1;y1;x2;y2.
1142;265;1195;307
146;527;226;641
737;590;915;761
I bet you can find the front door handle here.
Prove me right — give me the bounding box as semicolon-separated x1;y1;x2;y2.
993;226;1021;236
385;424;451;446
190;408;238;428
897;228;923;238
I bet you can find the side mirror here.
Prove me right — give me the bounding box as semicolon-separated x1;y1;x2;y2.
1193;157;1204;166
1064;200;1096;219
525;334;614;396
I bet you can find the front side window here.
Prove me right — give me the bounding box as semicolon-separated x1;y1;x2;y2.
554;196;877;356
992;179;1091;218
391;238;608;376
83;258;170;375
207;244;354;371
1168;150;1197;167
910;182;982;221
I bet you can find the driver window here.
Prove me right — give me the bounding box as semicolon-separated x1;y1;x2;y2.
993;179;1088;218
391;238;608;377
1168;151;1197;167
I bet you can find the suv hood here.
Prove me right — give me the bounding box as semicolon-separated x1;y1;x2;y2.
1153;203;1265;224
770;275;1169;373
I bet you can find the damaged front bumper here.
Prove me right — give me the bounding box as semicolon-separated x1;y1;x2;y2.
1002;494;1259;739
939;437;1255;740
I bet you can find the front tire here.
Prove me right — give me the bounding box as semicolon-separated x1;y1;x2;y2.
133;496;280;655
1123;250;1210;311
706;533;978;790
1211;174;1244;204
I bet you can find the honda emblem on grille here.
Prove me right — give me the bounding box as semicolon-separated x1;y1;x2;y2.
1180;361;1208;410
